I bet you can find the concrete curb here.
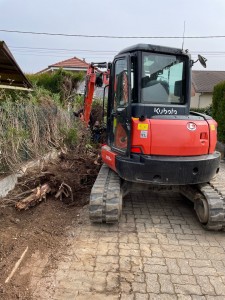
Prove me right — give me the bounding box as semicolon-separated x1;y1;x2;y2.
0;151;59;198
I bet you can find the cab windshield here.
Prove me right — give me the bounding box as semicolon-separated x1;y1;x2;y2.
141;52;186;104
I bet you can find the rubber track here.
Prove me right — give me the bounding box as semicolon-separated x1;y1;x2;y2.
198;180;225;230
89;164;122;223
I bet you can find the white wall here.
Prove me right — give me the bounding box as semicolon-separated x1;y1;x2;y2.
190;92;212;108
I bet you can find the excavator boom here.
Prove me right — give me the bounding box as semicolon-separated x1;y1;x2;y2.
83;63;109;126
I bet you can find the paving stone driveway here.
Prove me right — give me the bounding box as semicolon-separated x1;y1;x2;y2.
32;162;225;300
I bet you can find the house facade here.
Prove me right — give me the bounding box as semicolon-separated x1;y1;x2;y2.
191;71;225;108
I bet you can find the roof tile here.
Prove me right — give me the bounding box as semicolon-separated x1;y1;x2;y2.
49;57;89;69
192;71;225;93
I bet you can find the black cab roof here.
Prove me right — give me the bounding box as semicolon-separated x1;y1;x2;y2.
118;43;189;56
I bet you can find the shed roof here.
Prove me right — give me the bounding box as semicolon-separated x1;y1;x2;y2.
192;70;225;93
0;41;32;90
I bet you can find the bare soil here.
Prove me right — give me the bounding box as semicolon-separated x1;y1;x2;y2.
0;150;100;300
0;151;224;300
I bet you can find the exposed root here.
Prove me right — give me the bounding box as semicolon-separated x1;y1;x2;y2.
55;182;73;203
16;183;51;210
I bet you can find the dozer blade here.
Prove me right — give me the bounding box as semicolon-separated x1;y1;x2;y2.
89;164;122;223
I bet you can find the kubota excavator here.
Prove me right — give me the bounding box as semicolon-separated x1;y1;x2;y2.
82;44;224;230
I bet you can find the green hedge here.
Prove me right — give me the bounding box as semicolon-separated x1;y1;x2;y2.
191;104;212;116
27;69;84;105
212;81;225;143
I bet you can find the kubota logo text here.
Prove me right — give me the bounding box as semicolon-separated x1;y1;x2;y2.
154;108;178;115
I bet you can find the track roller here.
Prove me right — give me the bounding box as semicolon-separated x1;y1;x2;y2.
180;182;225;231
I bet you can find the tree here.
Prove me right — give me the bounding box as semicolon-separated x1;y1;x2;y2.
212;81;225;143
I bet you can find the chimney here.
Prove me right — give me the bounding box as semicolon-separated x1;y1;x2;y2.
83;58;86;62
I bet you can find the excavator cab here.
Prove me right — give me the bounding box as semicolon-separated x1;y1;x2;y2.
90;44;223;230
106;44;191;158
103;44;220;178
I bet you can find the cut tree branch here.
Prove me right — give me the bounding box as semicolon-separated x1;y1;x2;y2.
16;183;51;210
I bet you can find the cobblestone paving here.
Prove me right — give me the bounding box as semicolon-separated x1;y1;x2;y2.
31;162;225;300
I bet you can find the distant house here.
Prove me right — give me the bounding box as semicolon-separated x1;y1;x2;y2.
37;57;90;74
191;71;225;108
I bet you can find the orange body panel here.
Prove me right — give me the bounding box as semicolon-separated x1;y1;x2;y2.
131;118;151;154
150;119;210;156
101;118;217;173
101;145;117;171
131;118;216;156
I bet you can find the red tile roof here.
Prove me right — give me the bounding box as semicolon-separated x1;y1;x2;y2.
192;71;225;93
49;57;89;69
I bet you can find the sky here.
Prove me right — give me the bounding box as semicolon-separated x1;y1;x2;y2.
1;0;225;73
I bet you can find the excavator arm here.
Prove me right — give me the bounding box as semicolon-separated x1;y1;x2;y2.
83;62;109;126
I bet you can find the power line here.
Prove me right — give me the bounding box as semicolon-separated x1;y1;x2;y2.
9;45;117;53
8;45;225;57
11;52;225;59
12;51;225;59
7;44;225;61
11;50;116;56
13;52;114;59
9;46;225;54
2;29;225;39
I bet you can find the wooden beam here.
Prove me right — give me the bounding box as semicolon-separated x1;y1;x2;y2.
0;84;33;91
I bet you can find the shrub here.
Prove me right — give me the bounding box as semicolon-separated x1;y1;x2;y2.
0;69;89;173
27;69;84;106
212;81;225;143
0;98;82;173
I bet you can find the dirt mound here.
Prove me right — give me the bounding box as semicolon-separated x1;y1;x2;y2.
2;149;101;209
0;149;101;299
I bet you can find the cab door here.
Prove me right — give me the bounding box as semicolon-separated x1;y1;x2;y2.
110;56;131;156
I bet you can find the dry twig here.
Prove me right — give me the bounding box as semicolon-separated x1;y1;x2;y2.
55;182;73;202
5;246;29;283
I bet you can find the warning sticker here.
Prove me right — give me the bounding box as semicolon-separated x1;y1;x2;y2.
138;123;148;130
210;124;216;131
140;130;148;138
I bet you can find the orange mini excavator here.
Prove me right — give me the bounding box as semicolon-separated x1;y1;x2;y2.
82;44;223;230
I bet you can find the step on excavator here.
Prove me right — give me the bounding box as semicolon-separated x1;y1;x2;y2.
82;44;224;230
